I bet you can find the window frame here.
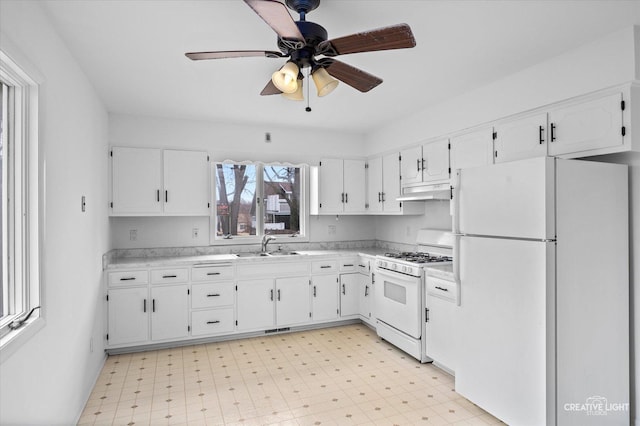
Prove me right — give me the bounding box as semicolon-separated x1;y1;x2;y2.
0;45;43;360
210;161;308;245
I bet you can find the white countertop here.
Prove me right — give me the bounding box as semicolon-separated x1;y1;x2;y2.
105;248;386;270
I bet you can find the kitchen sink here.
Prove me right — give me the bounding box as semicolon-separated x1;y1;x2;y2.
235;252;270;258
268;251;299;256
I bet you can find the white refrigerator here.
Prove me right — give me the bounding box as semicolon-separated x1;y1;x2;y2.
452;157;629;426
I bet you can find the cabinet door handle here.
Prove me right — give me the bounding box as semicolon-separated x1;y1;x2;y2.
156;189;160;202
207;320;220;324
378;192;381;202
345;193;348;203
539;125;545;144
206;293;221;297
152;299;156;312
342;284;346;295
277;289;281;301
313;285;317;297
550;123;556;142
365;285;369;296
341;193;344;203
165;190;168;203
320;265;332;269
162;275;177;279
270;289;274;301
343;264;354;267
422;158;426;171
143;299;147;313
206;272;221;276
381;192;385;202
120;277;136;281
435;286;449;292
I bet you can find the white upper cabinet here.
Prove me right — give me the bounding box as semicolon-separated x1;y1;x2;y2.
450;127;494;172
111;147;163;215
367;152;403;214
163;149;210;215
494;113;548;163
111;147;210;216
317;158;366;214
401;139;450;186
547;92;624;157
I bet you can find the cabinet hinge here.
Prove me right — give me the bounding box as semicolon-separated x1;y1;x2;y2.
448;143;451;150
365;203;369;209
188;325;191;332
106;333;109;340
187;289;190;295
365;163;368;169
621;100;626;111
492;131;497;140
110;150;113;157
337;309;339;315
208;202;210;208
319;203;322;208
448;167;451;175
319;161;322;166
235;285;238;291
106;294;109;301
309;312;312;318
399;202;402;208
110;202;113;208
207;155;210;161
398;154;402;161
425;308;429;323
494;150;498;158
235;320;238;326
622;126;626;136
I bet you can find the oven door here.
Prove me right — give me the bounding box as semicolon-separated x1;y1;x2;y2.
374;267;422;338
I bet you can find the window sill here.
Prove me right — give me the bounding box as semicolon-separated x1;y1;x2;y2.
0;316;45;364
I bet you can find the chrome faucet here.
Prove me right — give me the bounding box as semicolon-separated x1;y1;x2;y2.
261;234;276;253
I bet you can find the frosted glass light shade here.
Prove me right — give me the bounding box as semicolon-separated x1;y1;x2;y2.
272;62;299;94
282;79;304;101
312;67;338;97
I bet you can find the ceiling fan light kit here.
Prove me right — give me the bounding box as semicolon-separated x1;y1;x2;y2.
186;0;416;103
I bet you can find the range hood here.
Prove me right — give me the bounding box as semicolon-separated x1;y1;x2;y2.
396;182;451;201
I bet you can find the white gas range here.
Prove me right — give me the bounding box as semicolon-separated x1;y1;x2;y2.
374;229;453;363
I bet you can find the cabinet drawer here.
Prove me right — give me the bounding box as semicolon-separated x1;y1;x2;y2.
312;260;338;274
339;258;358;273
192;282;235;309
192;264;234;281
151;268;189;284
191;308;235;336
426;277;457;303
108;270;149;286
358;258;371;275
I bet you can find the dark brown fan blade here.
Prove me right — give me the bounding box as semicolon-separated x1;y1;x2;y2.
260;79;282;96
317;23;416;57
319;59;382;93
185;50;284;60
244;0;304;44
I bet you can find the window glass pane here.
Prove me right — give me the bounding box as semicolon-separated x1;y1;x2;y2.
215;163;257;237
263;165;301;235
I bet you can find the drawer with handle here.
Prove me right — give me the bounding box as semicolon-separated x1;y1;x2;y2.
426;276;457;303
192;282;235;309
191;308;235;336
311;260;338;274
151;268;189;284
108;270;149;286
339;258;358;273
191;264;234;281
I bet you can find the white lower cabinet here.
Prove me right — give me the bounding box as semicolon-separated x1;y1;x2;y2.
191;281;235;337
339;273;359;317
107;286;149;346
236;279;275;331
150;284;190;341
311;274;339;321
275;277;311;326
358;257;373;325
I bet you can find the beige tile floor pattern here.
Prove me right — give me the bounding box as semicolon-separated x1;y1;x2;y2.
79;324;502;425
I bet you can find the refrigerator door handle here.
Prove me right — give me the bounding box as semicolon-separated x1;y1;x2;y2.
453;235;461;306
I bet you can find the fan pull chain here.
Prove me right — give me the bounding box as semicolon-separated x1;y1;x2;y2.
305;68;312;112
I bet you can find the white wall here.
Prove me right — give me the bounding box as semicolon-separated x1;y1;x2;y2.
0;2;110;425
109;114;377;249
366;24;640;424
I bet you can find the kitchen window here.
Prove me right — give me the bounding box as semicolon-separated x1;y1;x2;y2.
0;49;42;355
213;161;306;242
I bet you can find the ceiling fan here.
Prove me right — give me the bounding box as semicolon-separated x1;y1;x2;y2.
185;0;416;101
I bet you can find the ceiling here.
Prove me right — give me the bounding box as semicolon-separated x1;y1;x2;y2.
42;0;640;134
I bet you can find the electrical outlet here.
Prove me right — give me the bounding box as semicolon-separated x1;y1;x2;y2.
129;229;137;241
328;225;336;235
192;228;199;239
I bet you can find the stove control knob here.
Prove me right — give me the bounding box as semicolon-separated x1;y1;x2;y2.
404;266;411;274
391;264;397;270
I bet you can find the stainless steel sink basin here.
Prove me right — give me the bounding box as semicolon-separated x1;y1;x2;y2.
268;251;299;256
235;252;270;258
